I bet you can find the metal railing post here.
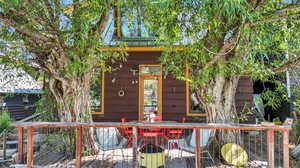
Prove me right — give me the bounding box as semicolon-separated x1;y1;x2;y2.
27;127;34;168
195;128;201;168
76;126;83;168
283;130;289;168
267;129;274;168
17;127;24;164
133;127;138;168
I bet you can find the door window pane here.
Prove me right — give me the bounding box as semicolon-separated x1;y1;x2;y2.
144;80;158;119
140;66;161;74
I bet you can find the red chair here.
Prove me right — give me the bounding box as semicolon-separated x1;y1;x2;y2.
164;117;187;149
139;128;163;146
120;117;133;147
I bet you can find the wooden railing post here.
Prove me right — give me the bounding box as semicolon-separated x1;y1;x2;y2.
195;128;201;168
132;127;138;168
27;127;34;168
17;127;24;163
283;130;289;168
76;126;83;168
267;129;274;168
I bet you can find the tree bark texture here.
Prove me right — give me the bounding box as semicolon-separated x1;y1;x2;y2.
48;73;99;155
198;75;242;145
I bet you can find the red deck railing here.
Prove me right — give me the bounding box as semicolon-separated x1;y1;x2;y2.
13;122;292;168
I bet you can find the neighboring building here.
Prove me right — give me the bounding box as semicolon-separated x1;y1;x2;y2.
0;65;42;121
90;9;253;122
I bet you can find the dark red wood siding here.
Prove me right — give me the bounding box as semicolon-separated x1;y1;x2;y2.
235;76;254;113
93;52;253;122
162;76;186;121
93;52;162;122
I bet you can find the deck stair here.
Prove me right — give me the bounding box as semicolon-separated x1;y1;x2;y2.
0;131;18;161
0;113;43;166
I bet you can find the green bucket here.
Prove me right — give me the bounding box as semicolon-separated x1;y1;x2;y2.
139;144;165;168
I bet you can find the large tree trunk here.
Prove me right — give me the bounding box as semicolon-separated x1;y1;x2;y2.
48;72;99;155
198;75;241;144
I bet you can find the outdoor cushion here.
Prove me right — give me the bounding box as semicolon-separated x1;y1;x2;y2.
95;127;122;150
190;129;213;147
221;143;248;166
177;129;214;153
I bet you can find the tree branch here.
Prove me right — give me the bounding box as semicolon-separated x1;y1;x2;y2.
203;31;240;69
9;8;55;32
0;13;55;45
273;52;300;73
43;0;55;22
95;10;110;37
249;12;300;26
271;2;300;15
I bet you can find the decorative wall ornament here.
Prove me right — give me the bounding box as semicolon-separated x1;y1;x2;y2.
118;89;125;97
112;73;117;84
112;77;116;83
131;80;138;84
130;64;139;84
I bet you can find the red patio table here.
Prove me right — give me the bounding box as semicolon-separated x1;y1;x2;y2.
138;121;177;146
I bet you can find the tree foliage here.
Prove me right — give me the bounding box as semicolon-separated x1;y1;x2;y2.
139;0;300;87
125;0;300;124
0;0;128;124
0;0;300;125
0;0;128;154
0;0;126;78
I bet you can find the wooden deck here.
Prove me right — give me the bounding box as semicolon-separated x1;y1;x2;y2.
11;148;269;168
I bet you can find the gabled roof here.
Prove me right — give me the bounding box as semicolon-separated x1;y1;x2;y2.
0;65;42;94
102;9;205;47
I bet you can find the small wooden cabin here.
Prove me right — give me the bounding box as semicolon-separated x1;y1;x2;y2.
90;9;253;122
0;65;42;120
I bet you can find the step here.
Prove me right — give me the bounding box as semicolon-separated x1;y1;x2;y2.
9;164;51;168
0;140;20;149
10;164;44;168
4;140;19;145
0;149;17;157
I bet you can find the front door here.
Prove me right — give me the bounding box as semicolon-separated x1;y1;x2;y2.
139;65;162;121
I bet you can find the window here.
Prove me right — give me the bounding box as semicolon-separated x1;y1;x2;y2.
91;72;104;114
140;66;161;75
186;65;207;117
115;8;155;39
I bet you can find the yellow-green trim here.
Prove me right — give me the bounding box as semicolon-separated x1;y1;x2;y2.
99;46;185;52
92;72;105;115
138;64;163;120
97;46;185;52
185;65;208;117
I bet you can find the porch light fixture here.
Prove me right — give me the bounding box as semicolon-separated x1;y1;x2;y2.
130;65;139;84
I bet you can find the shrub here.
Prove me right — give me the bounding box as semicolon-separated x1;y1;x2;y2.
0;112;13;134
